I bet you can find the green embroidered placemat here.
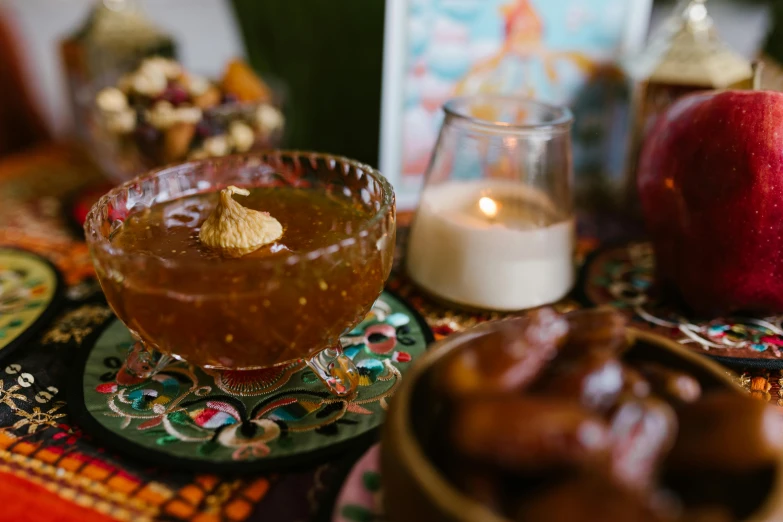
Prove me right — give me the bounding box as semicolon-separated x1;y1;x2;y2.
0;248;63;359
69;291;432;472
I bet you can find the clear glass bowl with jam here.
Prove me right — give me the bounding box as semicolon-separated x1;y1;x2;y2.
84;151;396;396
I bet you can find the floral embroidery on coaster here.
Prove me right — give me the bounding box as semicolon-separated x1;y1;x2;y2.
205;361;304;397
583;242;783;365
76;291;432;469
0;248;63;357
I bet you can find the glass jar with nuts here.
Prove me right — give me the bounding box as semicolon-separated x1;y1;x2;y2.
90;57;285;183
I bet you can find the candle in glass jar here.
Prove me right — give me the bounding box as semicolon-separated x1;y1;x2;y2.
406;179;575;311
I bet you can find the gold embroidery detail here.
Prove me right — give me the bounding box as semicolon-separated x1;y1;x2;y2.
203;479;242;510
0;379;27;410
11;402;67;434
778;370;783;407
735;371;751;391
42;305;112;345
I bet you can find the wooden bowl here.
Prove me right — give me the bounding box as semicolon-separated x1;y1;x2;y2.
381;320;783;522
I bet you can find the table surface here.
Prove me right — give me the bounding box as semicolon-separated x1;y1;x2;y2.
0;143;776;522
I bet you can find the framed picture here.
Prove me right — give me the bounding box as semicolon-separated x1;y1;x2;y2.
380;0;653;209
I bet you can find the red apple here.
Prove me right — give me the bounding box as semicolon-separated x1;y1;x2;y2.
638;90;783;316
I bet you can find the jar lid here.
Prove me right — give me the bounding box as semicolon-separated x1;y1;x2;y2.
628;0;752;88
65;0;172;49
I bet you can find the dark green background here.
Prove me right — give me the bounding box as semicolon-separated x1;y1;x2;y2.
229;0;386;167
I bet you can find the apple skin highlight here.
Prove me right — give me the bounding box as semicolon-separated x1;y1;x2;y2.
638;89;783;316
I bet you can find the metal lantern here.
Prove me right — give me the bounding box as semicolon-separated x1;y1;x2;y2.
624;0;752;210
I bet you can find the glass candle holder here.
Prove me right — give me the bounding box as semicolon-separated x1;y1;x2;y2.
406;95;574;312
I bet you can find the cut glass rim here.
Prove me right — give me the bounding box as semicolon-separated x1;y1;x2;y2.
83;150;396;269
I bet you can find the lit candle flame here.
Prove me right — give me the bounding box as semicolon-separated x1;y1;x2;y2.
478;197;498;219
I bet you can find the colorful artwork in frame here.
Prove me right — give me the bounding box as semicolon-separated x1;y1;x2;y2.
380;0;653;209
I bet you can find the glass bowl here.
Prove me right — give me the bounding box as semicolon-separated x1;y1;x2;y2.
84;151;396;396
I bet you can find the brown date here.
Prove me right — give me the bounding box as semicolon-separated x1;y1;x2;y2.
535;351;625;412
514;474;673;522
447;467;505;514
449;395;610;472
561;308;629;358
610;397;678;490
622;367;652;399
638;363;702;404
678;507;733;522
434;308;568;396
667;391;783;471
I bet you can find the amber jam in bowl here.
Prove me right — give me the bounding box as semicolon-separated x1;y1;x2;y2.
84;151;396;396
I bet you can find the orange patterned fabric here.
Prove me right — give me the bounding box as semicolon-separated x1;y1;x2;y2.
0;470;116;522
0;429;272;521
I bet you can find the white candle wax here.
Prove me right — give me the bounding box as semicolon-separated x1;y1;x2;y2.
407;180;575;311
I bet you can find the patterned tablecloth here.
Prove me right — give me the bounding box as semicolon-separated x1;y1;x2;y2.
0;144;773;522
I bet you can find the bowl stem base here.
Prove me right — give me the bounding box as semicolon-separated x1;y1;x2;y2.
114;338;360;398
117;340;173;385
305;344;359;398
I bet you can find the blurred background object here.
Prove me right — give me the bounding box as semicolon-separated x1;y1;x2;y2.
60;0;177;143
0;12;51;157
88;56;285;183
624;0;753;212
650;0;770;57
379;0;653;209
763;0;783;61
0;0;775;172
229;0;386;167
759;1;783;90
2;0;243;138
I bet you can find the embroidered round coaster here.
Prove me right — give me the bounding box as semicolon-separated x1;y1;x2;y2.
580;242;783;368
0;248;64;360
69;291;432;472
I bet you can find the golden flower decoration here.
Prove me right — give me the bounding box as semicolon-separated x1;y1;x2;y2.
0;379;27;411
42;305;112;345
12;402;67;434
